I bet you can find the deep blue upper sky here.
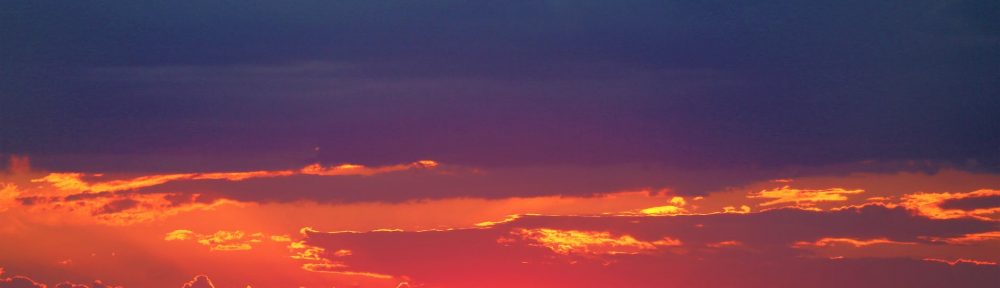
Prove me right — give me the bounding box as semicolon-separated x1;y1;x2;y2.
1;0;998;175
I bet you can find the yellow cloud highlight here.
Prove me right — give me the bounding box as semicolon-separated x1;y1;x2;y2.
512;228;681;255
922;231;1000;244
30;160;440;194
289;241;326;261
288;240;395;281
475;215;522;227
270;235;293;242
31;172;209;194
706;240;743;248
749;186;864;207
640;196;689;215
900;189;1000;220
300;263;394;279
164;229;195;241
165;230;289;251
923;258;997;266
193;170;295;181
299;160;437;176
20;192;238;225
640;205;685;215
6;160;442;225
722;205;751;214
793;237;914;248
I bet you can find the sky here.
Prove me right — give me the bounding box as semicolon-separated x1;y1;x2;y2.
0;1;998;287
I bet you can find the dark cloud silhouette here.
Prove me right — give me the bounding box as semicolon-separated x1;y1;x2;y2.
85;281;120;288
52;281;120;288
0;275;120;288
91;199;140;215
0;276;46;288
939;195;1000;211
180;275;214;288
0;269;178;288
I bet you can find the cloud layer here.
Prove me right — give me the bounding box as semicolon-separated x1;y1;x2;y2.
293;204;999;287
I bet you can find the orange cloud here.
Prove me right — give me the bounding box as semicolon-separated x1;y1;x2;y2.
18;192;238;225
300;160;437;176
31;172;196;194
900;189;1000;220
923;258;997;266
922;231;1000;244
2;160;444;226
706;240;743;248
793;237;914;248
0;183;19;212
29;160;439;195
192;170;295;181
511;228;681;255
749;186;864;207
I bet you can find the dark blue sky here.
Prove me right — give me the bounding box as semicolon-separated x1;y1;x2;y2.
2;0;998;176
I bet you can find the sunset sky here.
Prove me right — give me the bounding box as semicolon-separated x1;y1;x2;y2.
1;1;999;287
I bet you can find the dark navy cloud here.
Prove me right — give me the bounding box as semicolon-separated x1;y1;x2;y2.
1;1;997;175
